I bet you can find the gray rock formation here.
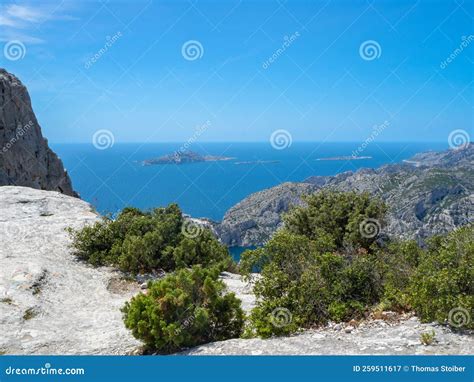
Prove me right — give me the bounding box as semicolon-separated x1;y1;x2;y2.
216;182;318;247
217;145;474;247
0;186;140;354
0;69;76;196
185;315;473;355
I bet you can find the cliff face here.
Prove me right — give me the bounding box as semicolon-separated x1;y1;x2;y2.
217;145;474;247
0;69;76;196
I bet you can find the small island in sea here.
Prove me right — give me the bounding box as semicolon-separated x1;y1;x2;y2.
142;150;235;166
316;155;372;161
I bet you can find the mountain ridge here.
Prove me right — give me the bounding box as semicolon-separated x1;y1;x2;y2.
216;144;474;247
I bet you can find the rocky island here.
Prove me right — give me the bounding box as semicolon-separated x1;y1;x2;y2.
142;150;234;166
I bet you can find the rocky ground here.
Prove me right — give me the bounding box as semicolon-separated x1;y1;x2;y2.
185;315;474;355
0;186;140;354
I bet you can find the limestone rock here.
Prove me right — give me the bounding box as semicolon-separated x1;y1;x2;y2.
0;186;140;354
0;69;76;197
184;317;473;355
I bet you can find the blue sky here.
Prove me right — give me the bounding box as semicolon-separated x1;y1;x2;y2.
0;0;472;143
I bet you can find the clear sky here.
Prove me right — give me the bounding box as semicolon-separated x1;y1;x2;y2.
0;0;472;143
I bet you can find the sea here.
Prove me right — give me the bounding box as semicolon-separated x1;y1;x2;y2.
53;141;447;225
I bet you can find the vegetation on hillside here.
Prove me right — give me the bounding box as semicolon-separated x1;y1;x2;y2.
70;192;473;351
241;192;473;337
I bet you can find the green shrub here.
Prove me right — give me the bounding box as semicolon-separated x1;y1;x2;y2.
122;266;244;353
409;224;473;329
242;231;383;338
69;204;232;274
375;240;422;311
243;192;473;338
283;191;387;251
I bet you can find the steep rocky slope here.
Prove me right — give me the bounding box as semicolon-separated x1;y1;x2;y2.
215;182;318;247
0;69;76;196
217;145;473;247
0;186;140;354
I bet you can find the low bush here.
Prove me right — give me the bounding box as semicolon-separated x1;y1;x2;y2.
122;266;245;353
69;204;232;274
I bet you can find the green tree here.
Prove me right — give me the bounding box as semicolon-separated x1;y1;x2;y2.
284;191;387;251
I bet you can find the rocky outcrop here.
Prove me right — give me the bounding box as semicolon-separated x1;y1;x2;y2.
0;186;140;354
216;182;318;247
217;145;474;247
185;315;473;355
0;69;76;197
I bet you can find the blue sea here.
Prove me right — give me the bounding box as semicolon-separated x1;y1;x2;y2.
53;142;447;221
